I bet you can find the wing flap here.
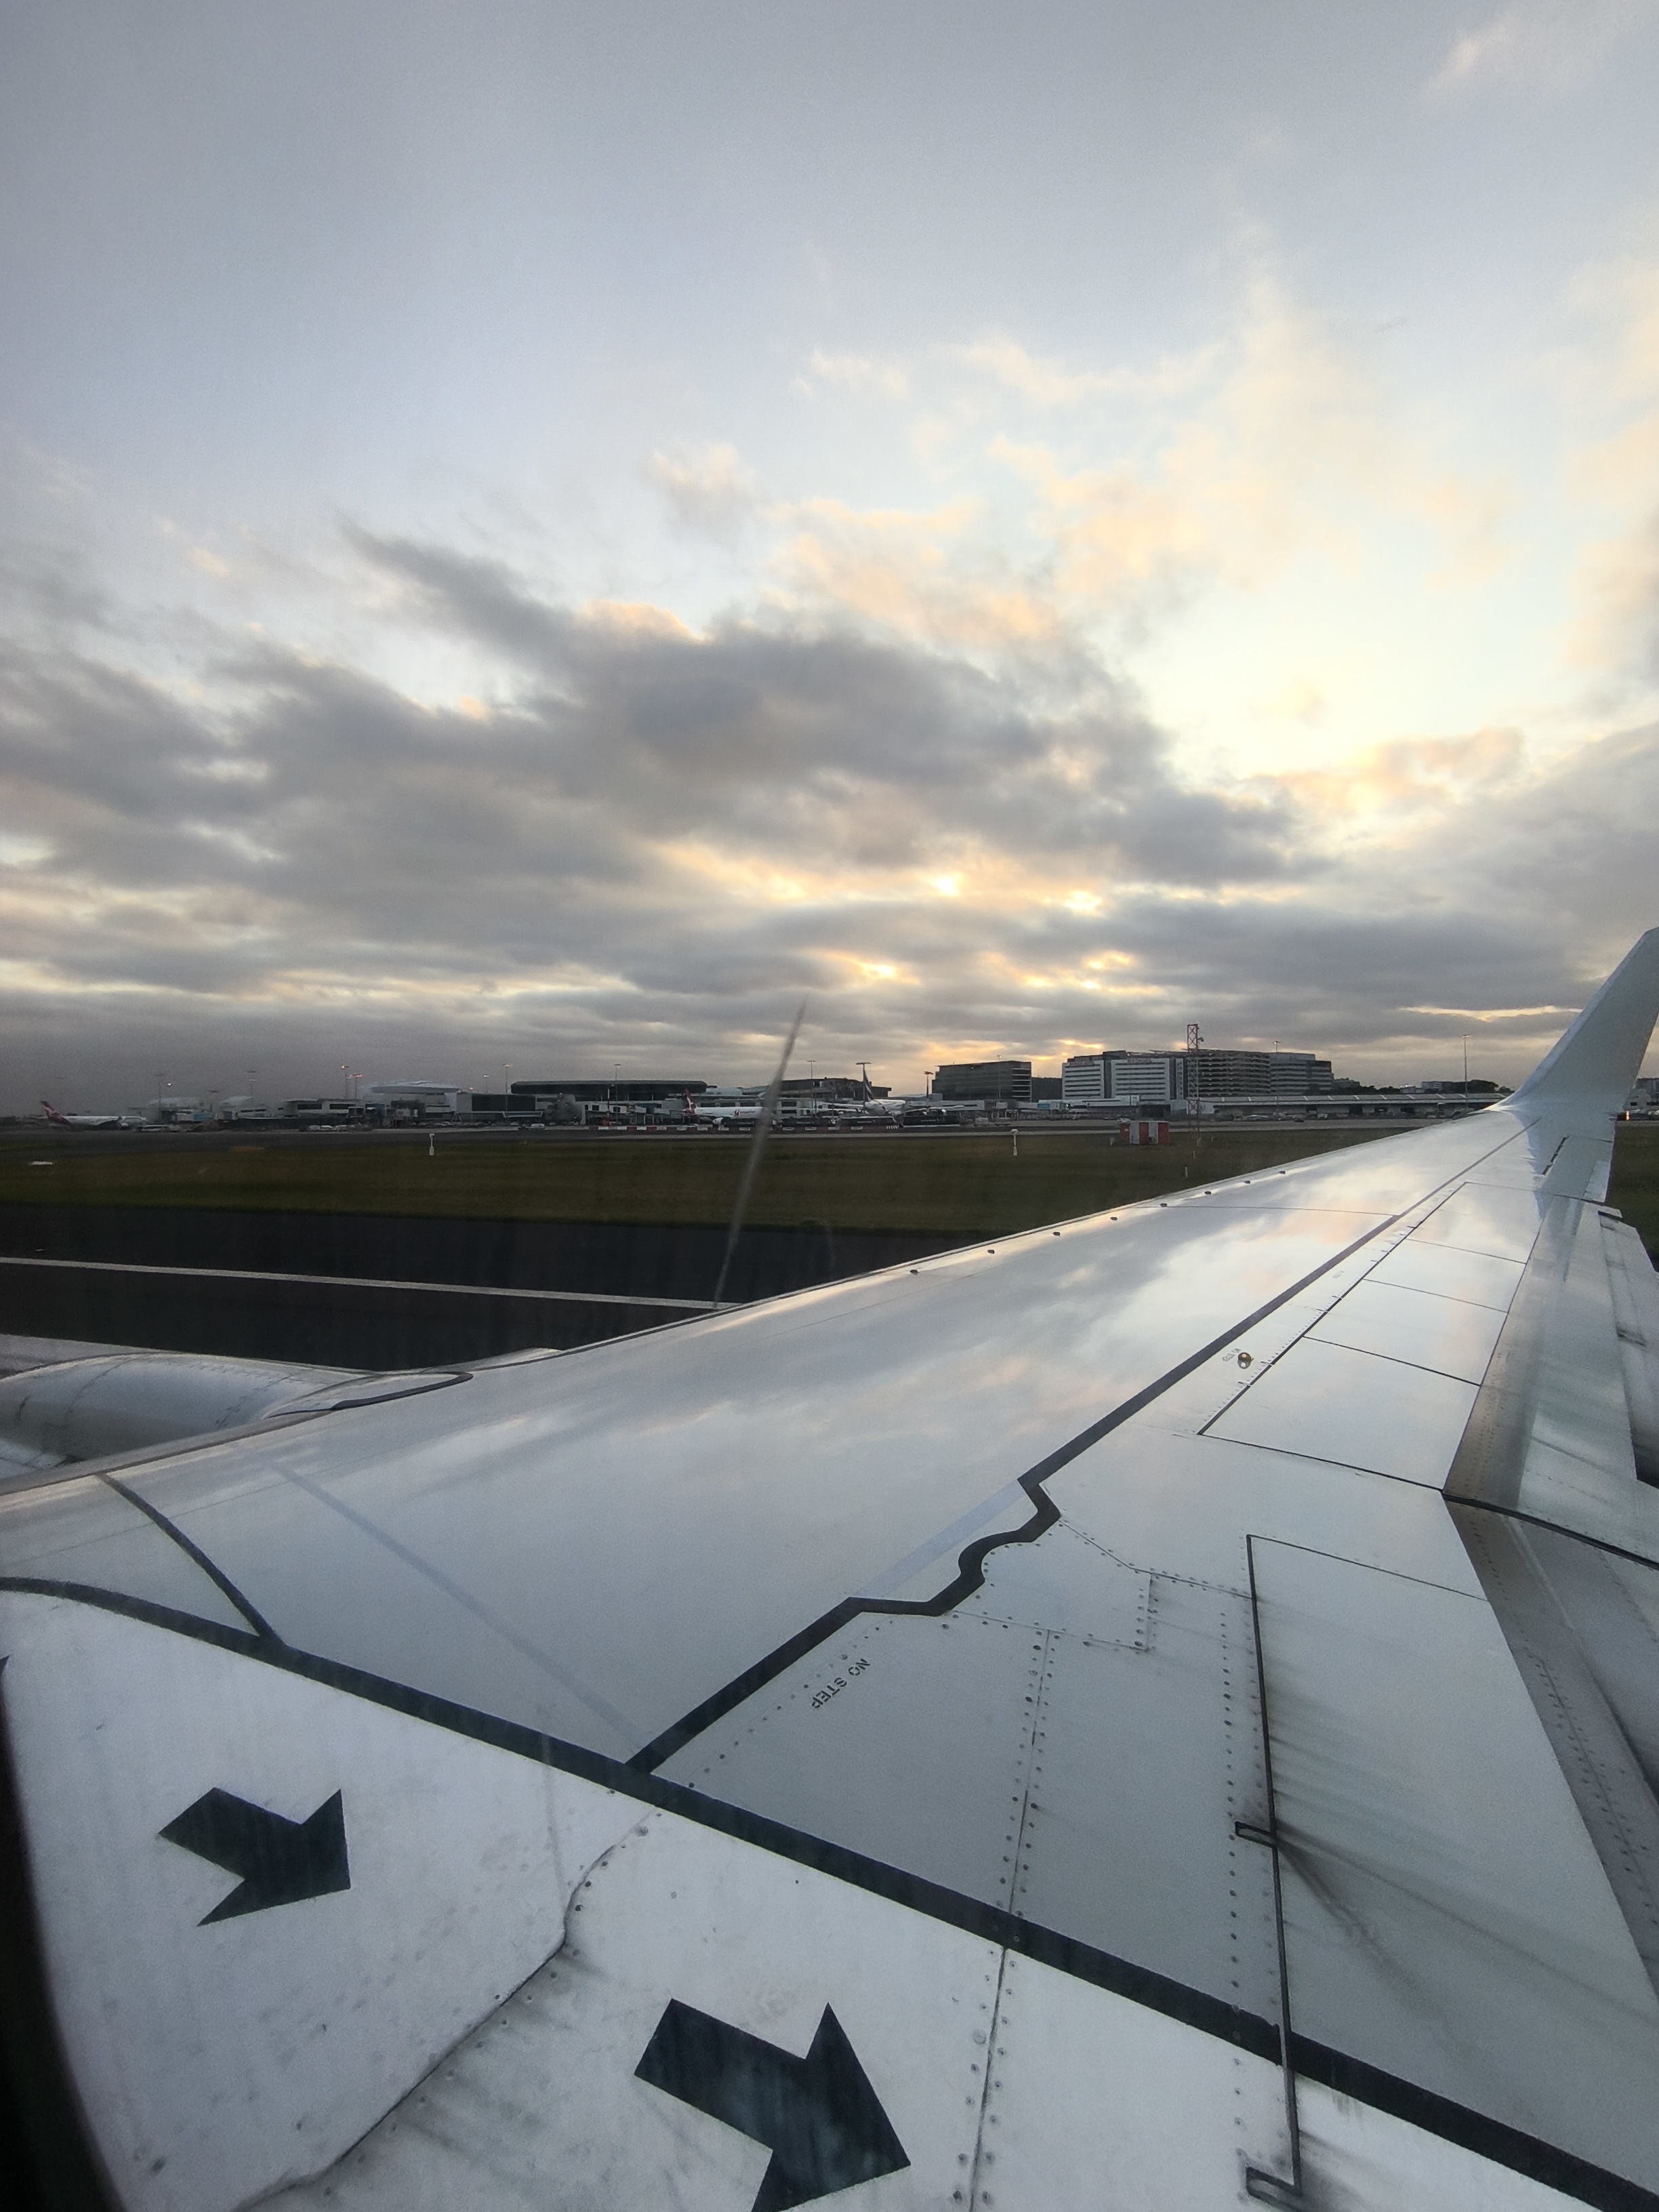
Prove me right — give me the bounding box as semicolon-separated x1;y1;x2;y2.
1252;1538;1659;2191
1446;1196;1658;1561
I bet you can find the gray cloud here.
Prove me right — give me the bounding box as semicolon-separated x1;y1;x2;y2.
353;530;1305;882
1;529;1656;1111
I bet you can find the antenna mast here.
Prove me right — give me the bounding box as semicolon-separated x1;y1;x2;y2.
1187;1023;1203;1147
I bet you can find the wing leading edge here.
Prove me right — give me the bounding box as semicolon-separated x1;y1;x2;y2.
3;933;1659;2211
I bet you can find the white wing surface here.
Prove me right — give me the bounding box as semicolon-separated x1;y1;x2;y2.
4;931;1659;2212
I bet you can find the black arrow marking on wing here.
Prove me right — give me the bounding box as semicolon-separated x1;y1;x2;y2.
636;1999;907;2212
159;1788;350;1923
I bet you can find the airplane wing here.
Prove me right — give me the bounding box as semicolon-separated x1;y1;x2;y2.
3;932;1659;2212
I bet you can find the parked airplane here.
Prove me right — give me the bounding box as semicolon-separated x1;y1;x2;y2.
3;933;1659;2211
39;1099;144;1130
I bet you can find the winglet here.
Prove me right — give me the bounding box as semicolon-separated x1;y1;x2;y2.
1510;928;1659;1113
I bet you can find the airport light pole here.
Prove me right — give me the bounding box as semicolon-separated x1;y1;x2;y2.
1187;1025;1203;1148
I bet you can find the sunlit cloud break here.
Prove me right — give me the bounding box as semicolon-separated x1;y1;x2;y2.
1;516;1656;1106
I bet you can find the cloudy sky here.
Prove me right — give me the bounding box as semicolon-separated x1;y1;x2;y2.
4;0;1659;1108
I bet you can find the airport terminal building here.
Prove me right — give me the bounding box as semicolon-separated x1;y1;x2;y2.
930;1059;1033;1105
1061;1048;1334;1106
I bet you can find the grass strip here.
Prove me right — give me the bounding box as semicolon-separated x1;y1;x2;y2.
1;1127;1395;1238
4;1122;1652;1250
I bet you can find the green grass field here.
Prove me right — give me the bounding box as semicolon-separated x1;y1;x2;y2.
0;1124;1400;1237
1608;1123;1659;1261
5;1122;1655;1252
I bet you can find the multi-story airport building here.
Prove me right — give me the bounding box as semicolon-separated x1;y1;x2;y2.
929;1059;1033;1105
1061;1047;1334;1106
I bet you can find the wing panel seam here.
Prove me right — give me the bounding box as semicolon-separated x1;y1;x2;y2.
628;1210;1407;1773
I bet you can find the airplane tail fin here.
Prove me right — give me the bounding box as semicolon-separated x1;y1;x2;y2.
1510;928;1659;1113
39;1100;68;1124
